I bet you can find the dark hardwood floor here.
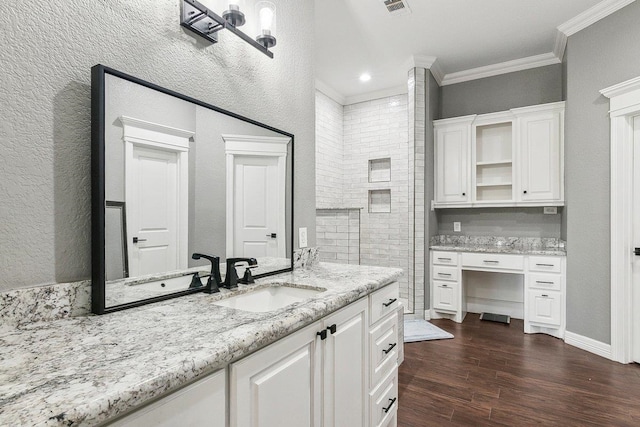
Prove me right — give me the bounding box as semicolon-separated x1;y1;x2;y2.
398;314;640;426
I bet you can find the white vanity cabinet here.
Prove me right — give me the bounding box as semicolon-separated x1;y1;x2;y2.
368;282;400;427
105;369;226;427
433;101;564;208
231;284;399;427
430;250;566;339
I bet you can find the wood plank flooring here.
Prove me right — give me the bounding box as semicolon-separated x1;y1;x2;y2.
398;314;640;426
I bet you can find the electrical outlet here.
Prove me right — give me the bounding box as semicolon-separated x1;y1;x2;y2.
299;227;308;248
454;222;461;232
543;207;558;215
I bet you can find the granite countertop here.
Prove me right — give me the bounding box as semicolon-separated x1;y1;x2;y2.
0;263;402;427
429;235;566;256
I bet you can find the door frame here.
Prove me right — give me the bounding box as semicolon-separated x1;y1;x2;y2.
223;134;291;259
602;76;640;363
121;115;193;274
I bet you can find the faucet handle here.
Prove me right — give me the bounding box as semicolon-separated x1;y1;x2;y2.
239;267;256;284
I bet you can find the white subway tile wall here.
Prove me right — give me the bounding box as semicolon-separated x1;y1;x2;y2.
316;209;360;264
316;91;345;208
315;90;413;312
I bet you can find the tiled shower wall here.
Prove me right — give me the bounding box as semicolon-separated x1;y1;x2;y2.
315;90;413;312
316;91;344;208
316;209;360;264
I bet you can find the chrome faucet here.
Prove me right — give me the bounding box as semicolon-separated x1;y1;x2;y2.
192;253;223;293
223;258;258;289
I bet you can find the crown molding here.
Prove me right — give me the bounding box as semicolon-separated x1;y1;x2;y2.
555;0;636;60
441;52;560;86
344;84;407;105
558;0;635;37
428;61;445;86
315;79;346;105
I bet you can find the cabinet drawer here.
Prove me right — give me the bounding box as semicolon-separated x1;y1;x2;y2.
432;265;458;282
370;282;400;325
370;366;398;427
432;251;457;266
433;280;459;313
528;256;562;273
527;290;561;326
528;273;561;291
370;312;399;388
461;252;524;271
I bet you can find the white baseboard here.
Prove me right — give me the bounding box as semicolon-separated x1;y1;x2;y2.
564;331;613;360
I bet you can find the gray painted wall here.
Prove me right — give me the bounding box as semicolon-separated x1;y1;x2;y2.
437;208;562;237
565;0;640;343
0;0;315;292
440;64;563;118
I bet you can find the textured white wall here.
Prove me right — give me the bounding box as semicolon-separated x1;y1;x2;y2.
0;0;315;291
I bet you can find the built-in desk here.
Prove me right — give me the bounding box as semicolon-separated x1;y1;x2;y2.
429;238;566;339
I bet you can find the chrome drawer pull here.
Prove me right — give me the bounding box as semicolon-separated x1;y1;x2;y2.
383;342;397;355
382;298;397;307
382;397;397;413
536;263;555;267
536;281;555;285
483;260;499;263
438;272;452;276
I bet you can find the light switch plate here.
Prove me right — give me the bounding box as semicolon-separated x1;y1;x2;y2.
299;227;308;248
453;222;461;232
543;207;558;215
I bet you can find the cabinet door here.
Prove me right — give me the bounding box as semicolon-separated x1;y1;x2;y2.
107;369;226;427
433;280;458;312
323;298;369;427
527;290;561;326
517;110;562;202
435;123;470;203
230;322;321;427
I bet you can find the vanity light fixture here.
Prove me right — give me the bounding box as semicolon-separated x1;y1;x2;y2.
180;0;276;58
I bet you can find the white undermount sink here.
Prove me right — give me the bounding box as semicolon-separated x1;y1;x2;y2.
213;285;324;312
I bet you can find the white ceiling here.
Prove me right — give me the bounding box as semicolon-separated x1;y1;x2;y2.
315;0;605;102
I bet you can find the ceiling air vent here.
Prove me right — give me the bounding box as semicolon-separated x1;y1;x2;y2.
382;0;412;16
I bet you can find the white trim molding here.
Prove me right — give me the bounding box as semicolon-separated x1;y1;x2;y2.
441;53;560;86
564;331;613;360
344;85;407;106
120;116;194;151
555;0;636;60
315;79;346;106
601;75;640;363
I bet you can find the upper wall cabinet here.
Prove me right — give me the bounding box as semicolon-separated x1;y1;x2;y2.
433;101;565;208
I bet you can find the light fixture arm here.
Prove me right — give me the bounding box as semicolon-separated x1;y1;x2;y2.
180;0;274;58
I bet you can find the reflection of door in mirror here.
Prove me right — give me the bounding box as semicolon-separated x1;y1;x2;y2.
121;116;193;277
224;135;290;260
233;155;280;257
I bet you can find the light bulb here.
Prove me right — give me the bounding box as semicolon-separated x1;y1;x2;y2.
259;7;274;32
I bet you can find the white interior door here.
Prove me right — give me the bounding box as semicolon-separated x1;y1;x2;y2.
233;155;280;258
128;145;180;276
633;115;640;364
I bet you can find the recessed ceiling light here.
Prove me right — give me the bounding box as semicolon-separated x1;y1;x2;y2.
359;73;371;82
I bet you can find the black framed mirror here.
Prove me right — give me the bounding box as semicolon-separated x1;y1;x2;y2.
92;65;294;314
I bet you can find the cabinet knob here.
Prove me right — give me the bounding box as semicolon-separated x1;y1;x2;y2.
523;190;527;194
317;329;327;340
327;324;337;335
462;192;466;196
